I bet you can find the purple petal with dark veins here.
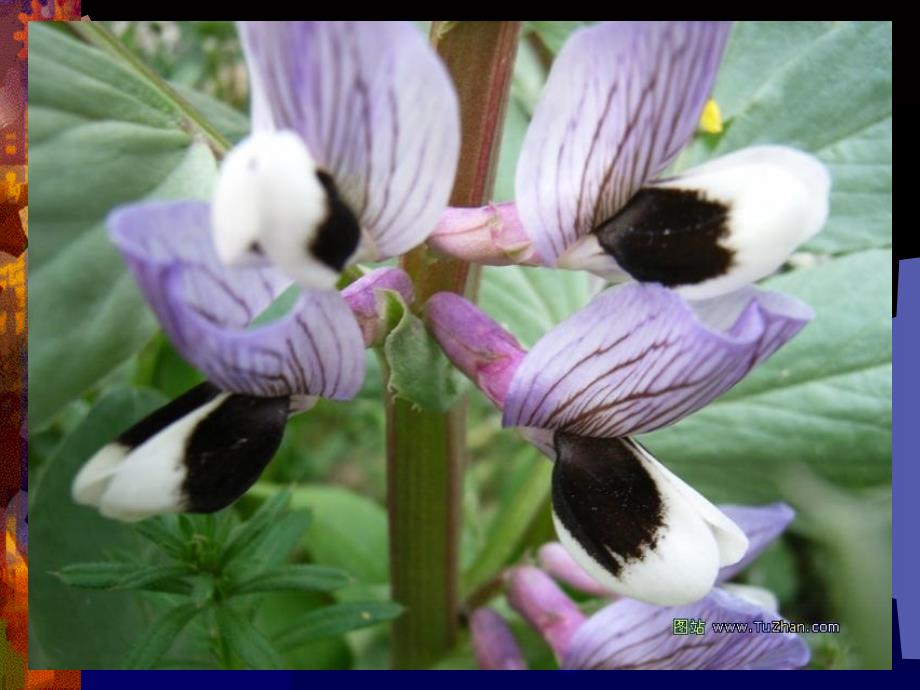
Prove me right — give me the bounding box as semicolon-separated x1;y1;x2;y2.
469;608;528;670
564;587;810;670
108;200;365;400
426;292;526;408
238;21;460;259
503;283;812;437
516;21;730;265
718;503;795;583
342;267;414;347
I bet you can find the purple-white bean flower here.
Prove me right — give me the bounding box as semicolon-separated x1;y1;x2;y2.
429;21;829;300
428;286;811;605
72;22;460;522
471;503;810;670
426;20;828;606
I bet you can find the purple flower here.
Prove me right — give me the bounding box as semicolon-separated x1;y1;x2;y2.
429;22;829;301
472;503;810;670
428;285;810;604
426;20;828;606
72;22;459;522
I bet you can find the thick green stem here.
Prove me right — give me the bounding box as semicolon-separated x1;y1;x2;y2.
387;21;520;669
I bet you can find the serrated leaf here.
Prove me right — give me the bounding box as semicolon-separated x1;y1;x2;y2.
219;489;291;566
133;516;191;562
383;290;466;412
54;562;191;593
229;564;351;596
274;602;405;650
645;250;891;502
243;510;312;569
215;605;284;670
123;603;202;670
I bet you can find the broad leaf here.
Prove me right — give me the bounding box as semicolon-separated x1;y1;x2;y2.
278;484;389;584
29;387;169;669
29;24;225;427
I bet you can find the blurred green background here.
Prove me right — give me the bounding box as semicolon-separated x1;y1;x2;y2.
28;21;891;669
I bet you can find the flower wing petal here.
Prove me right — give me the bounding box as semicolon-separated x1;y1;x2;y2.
564;587;810;670
108;200;365;400
73;382;290;521
238;21;460;258
550;434;746;606
503;283;812;437
515;21;729;265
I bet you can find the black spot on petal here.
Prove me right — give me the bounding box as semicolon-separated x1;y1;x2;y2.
310;170;361;272
595;187;734;286
552;433;664;577
182;392;290;513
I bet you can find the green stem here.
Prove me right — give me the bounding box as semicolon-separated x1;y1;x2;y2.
387;21;520;669
68;20;231;156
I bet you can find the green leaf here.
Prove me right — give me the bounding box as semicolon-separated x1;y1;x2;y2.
29;24;223;428
243;510;313;569
645;249;891;502
123;603;202;670
170;81;249;144
294;485;389;584
274;602;405;651
681;21;891;255
383;290;466;412
250;482;389;584
29;24;180;131
54;562;191;593
526;21;590;55
220;489;292;566
229;565;352;596
254;592;353;669
215;605;284;670
134;515;193;562
29;387;169;669
479;265;592;348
